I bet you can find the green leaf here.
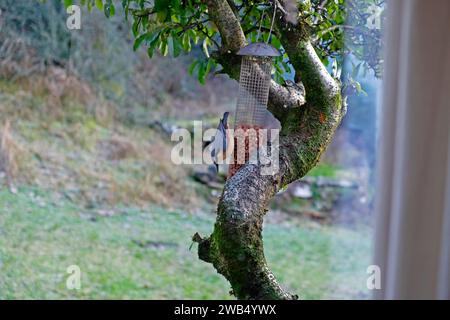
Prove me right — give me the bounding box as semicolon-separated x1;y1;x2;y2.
170;37;182;58
95;0;103;10
271;37;281;49
160;39;169;56
132;19;141;37
156;9;169;22
188;61;199;76
202;38;210;58
104;0;115;18
155;0;170;11
170;0;181;10
64;0;73;8
147;46;155;58
187;30;199;44
155;0;171;22
205;59;214;75
146;33;161;58
182;33;191;52
133;33;149;51
122;0;130;19
197;60;213;85
198;61;207;84
149;33;161;47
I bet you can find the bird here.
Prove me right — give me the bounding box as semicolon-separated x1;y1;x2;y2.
207;110;280;173
209;111;230;172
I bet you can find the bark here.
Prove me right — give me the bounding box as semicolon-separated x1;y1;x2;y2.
194;0;345;299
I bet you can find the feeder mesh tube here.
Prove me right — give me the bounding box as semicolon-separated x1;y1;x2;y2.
229;56;273;178
234;56;272;128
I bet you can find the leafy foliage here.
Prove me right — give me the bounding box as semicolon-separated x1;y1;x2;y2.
69;0;383;87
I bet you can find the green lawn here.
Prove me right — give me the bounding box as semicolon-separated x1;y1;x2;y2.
0;187;372;299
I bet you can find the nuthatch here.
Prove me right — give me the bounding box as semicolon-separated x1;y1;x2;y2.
210;111;230;172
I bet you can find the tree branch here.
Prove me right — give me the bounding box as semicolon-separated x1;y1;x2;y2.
204;0;246;52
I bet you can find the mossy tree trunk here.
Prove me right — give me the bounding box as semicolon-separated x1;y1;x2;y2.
193;0;345;299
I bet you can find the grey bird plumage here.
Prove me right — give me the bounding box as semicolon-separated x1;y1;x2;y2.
210;112;230;172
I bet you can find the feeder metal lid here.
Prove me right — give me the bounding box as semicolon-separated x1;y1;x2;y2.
237;42;281;57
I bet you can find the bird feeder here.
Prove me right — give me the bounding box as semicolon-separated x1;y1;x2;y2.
229;42;280;177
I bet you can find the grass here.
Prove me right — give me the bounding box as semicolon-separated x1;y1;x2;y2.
307;163;341;178
0;187;372;299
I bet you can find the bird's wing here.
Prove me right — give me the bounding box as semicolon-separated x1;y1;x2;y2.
222;129;227;152
210;113;229;167
219;121;227;150
211;127;224;161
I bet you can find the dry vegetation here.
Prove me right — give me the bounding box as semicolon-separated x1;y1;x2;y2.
0;67;219;209
0;120;31;186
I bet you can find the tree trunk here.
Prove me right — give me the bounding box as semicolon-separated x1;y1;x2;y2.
193;0;345;299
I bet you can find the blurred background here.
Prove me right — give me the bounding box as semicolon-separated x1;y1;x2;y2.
0;0;380;299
